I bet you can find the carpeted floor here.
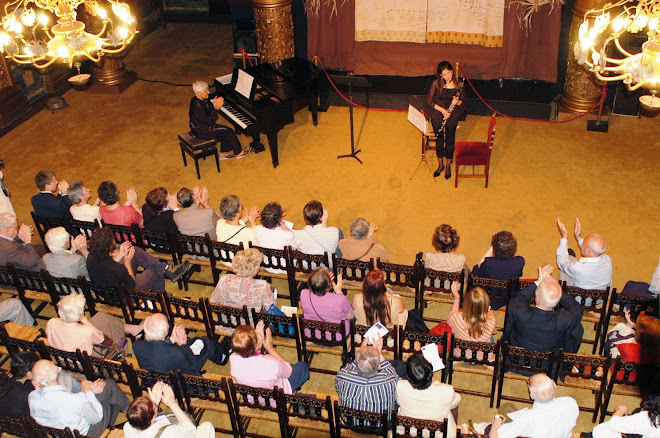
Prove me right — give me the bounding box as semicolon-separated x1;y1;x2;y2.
1;22;658;436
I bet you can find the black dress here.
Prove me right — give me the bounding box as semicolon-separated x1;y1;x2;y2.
188;96;242;155
425;79;464;159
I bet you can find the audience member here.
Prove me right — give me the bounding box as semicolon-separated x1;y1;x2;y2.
86;227;188;291
173;186;219;239
46;293;142;356
209;248;276;314
396;354;460;438
502;265;583;355
31;170;72;219
335;335;399;417
338;217;387;262
293;200;343;257
472;231;525;280
189;80;249;159
0;297;35;327
488;373;578;438
68;180;101;222
216;193;258;248
592;395;660;438
0;159;15;215
142;187;179;234
29;359;129;438
425;224;468;273
0;212;44;271
300;267;353;326
616;312;660;365
557;217;612;291
230;322;310;394
254;202;296;249
124;381;214;438
133;313;229;376
605;306;643;358
650;256;660;296
98;180;143;226
352;269;408;328
43;226;89;279
447;281;497;352
0;351;40;415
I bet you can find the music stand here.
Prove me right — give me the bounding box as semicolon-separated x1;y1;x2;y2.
330;73;372;164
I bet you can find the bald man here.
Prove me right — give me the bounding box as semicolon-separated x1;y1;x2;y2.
489;373;578;438
132;313;229;376
502;265;583;356
557;217;612;291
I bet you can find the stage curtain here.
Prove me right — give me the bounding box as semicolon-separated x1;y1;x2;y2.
307;0;562;82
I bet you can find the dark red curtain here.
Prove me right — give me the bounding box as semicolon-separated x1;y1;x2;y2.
307;0;562;82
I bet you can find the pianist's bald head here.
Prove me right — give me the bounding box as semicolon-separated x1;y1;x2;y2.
193;81;209;97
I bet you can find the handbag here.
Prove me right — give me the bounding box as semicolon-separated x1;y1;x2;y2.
265;304;295;336
429;321;452;354
93;335;124;361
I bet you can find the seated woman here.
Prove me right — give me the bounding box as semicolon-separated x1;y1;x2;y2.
592;394;660;438
98;180;143;226
0;351;40;415
472;231;525;280
141;187;179;235
67;180;101;222
352;269;408;328
46;293;142;356
209;248;275;313
447;281;497;360
230;321;309;394
617;311;660;365
396;354;461;438
253;202;296;273
86;227;188;291
605;306;642;358
300;267;353;332
124;381;214;438
425;224;468;273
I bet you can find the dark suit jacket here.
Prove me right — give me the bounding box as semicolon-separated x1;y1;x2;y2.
0;237;45;271
133;339;205;376
503;283;583;352
31;192;72;219
472;256;525;280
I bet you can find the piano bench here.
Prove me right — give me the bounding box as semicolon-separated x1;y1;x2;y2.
178;132;220;179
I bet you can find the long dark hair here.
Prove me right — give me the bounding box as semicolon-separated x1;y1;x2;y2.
641;394;660;428
436;60;454;86
362;269;390;326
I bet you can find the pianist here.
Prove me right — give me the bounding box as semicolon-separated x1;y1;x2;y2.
189;81;250;160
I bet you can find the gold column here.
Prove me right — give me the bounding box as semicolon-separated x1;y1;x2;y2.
251;0;295;63
559;0;610;113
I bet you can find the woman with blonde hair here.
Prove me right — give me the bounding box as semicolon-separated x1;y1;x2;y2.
447;281;496;343
209;248;275;313
352;269;408;328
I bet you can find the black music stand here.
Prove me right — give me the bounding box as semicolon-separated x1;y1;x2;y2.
330;73;371;164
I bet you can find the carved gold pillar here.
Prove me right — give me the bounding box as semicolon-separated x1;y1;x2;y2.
90;52;137;94
559;0;609;112
251;0;295;63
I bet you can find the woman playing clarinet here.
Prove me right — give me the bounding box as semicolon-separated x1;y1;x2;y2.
425;61;464;179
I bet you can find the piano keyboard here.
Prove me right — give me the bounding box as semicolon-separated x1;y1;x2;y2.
221;103;253;130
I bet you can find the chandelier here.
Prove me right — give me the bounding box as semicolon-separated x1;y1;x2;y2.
574;0;660;109
0;0;137;69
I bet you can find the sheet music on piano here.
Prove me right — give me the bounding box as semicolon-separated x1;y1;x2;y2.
235;70;254;99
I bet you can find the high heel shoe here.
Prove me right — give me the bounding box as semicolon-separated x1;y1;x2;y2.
445;166;452;179
433;164;445;177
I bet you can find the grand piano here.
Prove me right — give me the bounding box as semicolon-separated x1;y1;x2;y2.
211;57;319;168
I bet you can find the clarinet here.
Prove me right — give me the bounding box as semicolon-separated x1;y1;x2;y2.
439;79;464;133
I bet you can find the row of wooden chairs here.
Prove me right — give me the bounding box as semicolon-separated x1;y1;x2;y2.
0;412;97;438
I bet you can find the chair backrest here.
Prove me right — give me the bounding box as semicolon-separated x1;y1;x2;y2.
164;295;207;329
0;264;14;289
600;357;645;422
296;316;352;373
352;323;397;362
35;340;86;375
65;218;100;238
497;342;557;406
130;366;180;402
601;292;656;354
81;352;133;390
176;371;235;430
251;310;299;344
31;211;67;252
280;391;336;438
101;222;143;247
333;401;388;438
175;233;213;260
397;328;448;381
122;287;167;324
0;321;40;357
140;228;177;260
202;300;249;341
418;265;466;322
392;411;448;438
332;255;373;284
10;266;58;317
210;240;244;284
45;274;86;300
486;114;497;149
561;283;612;354
0;412;31;437
376;258;419;299
27;417;77;438
228;379;285;438
467;273;516;312
80;279;126;318
448;338;500;376
250;244;290;273
288;249;330;306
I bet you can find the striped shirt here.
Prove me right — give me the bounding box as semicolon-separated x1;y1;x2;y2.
447;309;497;361
335;361;399;416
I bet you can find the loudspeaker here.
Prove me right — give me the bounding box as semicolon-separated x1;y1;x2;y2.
233;20;257;54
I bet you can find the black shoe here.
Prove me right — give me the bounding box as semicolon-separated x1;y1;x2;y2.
433;164;445;177
445;166;452;180
164;261;190;282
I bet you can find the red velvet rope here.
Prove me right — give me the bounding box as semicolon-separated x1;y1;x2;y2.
238;49;255;67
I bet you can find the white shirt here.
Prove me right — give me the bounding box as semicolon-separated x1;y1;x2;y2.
557;237;612;290
293;224;341;256
70;204;101;222
123;416;198;438
29;385;103;435
496;397;579;438
592;411;660;438
254;225;296;250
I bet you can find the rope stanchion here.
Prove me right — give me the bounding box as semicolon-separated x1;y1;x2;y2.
457;64;606;124
238;49;255;67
